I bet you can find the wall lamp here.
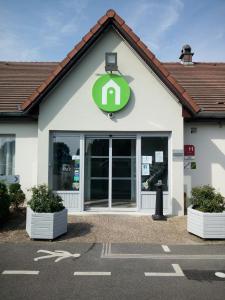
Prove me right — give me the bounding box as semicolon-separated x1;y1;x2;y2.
105;52;118;72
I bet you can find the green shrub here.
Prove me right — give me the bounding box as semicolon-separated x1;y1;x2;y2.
0;182;10;222
28;184;64;213
9;183;25;210
190;185;225;213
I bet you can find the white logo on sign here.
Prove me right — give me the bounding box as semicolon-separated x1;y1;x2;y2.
102;80;120;105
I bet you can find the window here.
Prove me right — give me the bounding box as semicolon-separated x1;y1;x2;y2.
52;134;80;191
141;137;168;191
0;135;15;176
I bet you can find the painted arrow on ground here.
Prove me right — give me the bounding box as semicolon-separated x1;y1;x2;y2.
34;250;80;262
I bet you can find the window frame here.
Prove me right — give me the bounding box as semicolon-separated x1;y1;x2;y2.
0;134;15;176
140;136;169;192
49;131;81;192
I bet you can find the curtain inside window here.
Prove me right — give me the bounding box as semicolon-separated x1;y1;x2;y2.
0;135;15;176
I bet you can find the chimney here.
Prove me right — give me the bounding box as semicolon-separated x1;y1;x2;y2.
179;44;194;64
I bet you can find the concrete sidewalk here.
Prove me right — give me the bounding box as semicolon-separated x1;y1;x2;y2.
1;210;225;244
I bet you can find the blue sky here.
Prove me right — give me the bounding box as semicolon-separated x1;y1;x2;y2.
0;0;225;62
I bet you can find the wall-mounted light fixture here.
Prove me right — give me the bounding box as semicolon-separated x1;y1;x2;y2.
105;52;118;72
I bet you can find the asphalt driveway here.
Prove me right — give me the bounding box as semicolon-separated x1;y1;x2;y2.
0;242;225;300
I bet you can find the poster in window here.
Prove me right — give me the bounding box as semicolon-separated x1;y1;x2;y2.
74;159;80;169
142;156;152;164
72;182;79;190
142;163;150;175
73;169;79;182
155;151;163;163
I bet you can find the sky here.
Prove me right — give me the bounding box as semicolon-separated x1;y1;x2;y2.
0;0;225;62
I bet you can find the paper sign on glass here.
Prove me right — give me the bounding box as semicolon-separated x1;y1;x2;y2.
142;163;150;175
155;151;163;163
142;156;152;164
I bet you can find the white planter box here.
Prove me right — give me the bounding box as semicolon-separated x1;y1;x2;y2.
26;207;68;240
187;206;225;239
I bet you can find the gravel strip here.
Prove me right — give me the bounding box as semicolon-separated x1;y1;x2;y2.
0;210;225;244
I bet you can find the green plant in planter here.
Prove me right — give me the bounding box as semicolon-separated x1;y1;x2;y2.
0;181;10;222
190;185;225;213
9;183;25;210
28;184;64;213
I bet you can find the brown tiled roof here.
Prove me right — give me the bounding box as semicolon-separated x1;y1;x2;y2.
0;61;57;112
164;63;225;114
19;9;200;114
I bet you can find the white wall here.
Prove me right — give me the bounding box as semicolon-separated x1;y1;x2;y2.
38;28;184;214
0;121;38;198
184;122;225;197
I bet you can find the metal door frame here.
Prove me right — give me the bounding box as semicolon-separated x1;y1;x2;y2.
83;134;137;211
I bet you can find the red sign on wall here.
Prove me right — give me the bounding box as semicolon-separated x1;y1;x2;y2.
184;145;195;156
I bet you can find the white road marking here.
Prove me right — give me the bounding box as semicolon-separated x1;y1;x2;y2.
215;272;225;279
101;243;106;257
161;245;171;253
2;270;39;275
145;264;184;277
101;243;111;257
34;250;80;262
102;253;225;260
101;243;225;260
74;272;111;276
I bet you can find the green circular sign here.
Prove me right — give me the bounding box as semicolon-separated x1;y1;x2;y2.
92;74;130;112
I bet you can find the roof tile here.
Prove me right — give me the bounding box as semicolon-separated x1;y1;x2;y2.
90;23;101;34
114;13;125;26
60;57;70;68
75;40;85;52
121;23;132;34
37;82;48;94
52;65;63;76
143;48;155;61
67;48;78;59
82;31;93;43
106;9;116;17
167;74;185;94
127;30;140;43
137;40;148;49
97;15;108;25
152;58;169;77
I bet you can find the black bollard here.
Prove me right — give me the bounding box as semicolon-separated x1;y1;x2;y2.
152;180;167;221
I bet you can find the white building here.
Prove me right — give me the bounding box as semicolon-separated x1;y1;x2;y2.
0;10;225;216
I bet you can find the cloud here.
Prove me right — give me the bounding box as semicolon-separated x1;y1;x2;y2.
41;0;89;47
0;24;41;61
157;0;183;33
126;0;183;50
0;0;89;61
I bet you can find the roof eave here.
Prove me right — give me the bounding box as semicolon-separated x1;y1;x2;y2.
195;112;225;119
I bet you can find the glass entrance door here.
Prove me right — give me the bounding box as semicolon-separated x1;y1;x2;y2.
84;138;109;208
111;139;136;208
84;137;136;210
